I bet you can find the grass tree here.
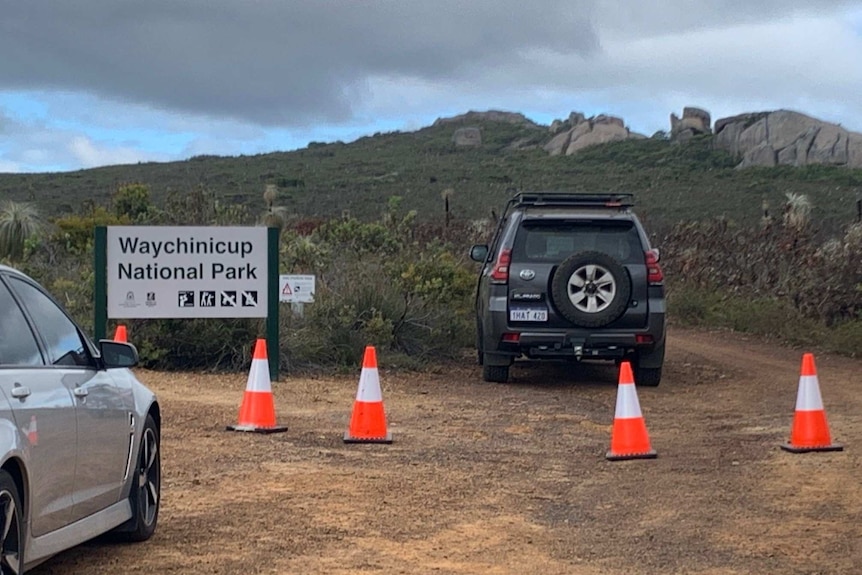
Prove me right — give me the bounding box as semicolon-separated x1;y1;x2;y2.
261;183;289;230
783;192;811;231
0;200;43;262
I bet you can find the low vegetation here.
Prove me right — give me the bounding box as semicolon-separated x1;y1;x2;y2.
3;122;862;235
3;122;862;368
662;207;862;356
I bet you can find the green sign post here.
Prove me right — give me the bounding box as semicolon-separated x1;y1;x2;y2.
266;226;279;379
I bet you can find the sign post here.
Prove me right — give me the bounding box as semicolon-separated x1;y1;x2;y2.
266;227;279;378
94;226;108;342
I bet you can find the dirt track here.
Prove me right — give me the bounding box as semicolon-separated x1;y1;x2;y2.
34;326;861;575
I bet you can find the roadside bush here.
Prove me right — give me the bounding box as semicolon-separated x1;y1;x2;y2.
668;284;832;353
663;199;862;356
16;180;862;370
113;183;158;222
661;217;862;326
822;320;862;358
281;260;402;370
52;207;130;255
279;219;475;371
120;318;260;370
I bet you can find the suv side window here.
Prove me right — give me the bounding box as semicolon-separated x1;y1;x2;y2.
0;279;45;366
8;277;94;368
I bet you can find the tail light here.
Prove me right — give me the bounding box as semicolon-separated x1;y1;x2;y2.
645;250;664;285
490;248;512;284
501;332;520;343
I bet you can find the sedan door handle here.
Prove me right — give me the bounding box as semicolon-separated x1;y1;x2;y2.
73;387;89;398
11;385;30;399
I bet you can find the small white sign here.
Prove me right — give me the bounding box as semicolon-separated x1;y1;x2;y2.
107;226;268;319
279;274;315;303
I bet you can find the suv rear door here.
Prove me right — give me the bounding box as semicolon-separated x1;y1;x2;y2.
507;218;649;329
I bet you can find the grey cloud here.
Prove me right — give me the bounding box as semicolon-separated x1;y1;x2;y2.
0;0;600;125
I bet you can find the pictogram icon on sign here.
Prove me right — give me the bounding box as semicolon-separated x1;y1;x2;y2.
178;291;195;307
242;291;258;307
200;291;216;307
220;291;237;307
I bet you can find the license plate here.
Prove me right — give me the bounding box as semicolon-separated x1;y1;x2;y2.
509;307;548;322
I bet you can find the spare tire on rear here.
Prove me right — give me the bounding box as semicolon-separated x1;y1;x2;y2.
551;250;631;328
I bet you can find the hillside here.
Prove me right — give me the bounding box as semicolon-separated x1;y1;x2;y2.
2;113;862;235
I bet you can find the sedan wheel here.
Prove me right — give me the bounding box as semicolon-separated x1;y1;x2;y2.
0;471;23;575
113;414;160;542
136;424;159;529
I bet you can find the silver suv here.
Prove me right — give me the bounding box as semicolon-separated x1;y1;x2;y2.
470;192;666;385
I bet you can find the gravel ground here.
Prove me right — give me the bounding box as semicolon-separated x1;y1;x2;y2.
34;327;862;575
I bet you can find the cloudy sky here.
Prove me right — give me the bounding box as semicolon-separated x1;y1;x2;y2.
2;0;862;173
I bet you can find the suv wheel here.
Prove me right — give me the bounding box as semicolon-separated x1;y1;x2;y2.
483;364;509;383
551;251;631;328
635;365;662;387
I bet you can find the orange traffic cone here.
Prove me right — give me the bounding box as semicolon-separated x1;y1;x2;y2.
344;346;392;443
606;361;656;460
227;339;288;434
781;353;842;453
27;416;38;447
113;325;128;343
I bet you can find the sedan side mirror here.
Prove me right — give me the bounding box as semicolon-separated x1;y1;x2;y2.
470;244;489;262
99;340;140;369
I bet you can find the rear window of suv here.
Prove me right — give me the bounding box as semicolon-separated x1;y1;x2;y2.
512;220;642;263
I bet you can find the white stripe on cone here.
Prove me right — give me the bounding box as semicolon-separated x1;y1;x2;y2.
245;358;272;393
355;367;383;402
795;375;825;411
614;382;643;419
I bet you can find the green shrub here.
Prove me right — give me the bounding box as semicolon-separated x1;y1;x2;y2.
822;320;862;357
665;285;722;325
667;282;862;355
12;173;862;371
113;183;158;222
661;217;862;327
120;318;260;370
279;237;475;371
52;207;130;254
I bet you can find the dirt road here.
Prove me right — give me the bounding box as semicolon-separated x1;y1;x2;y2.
35;327;861;575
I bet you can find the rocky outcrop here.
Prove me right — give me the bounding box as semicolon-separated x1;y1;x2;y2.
437;107;862;165
670;107;712;142
713;110;862;168
452;127;482;147
434;110;539;127
543;113;645;156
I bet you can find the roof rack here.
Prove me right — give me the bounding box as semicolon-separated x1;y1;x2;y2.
485;191;635;252
512;192;634;209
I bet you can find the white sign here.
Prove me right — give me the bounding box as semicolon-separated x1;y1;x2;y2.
107;226;268;319
279;274;315;303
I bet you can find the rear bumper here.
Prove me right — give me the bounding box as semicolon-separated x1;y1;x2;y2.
500;331;661;360
481;296;666;364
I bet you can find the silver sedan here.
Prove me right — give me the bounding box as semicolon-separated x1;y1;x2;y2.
0;264;160;573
